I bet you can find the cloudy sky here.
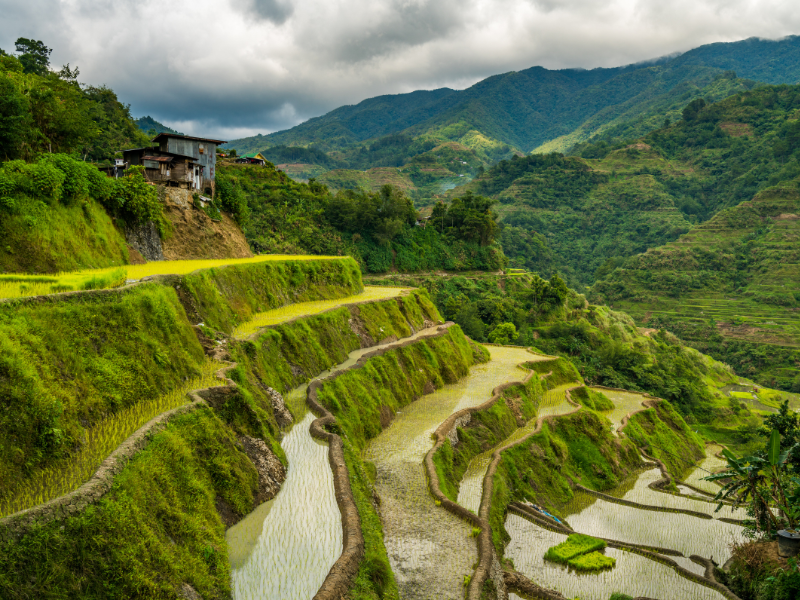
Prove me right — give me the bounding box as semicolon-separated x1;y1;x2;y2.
2;0;799;139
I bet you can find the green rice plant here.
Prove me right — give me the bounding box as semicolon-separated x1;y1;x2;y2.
543;533;606;564
568;551;616;572
0;359;224;518
609;593;634;600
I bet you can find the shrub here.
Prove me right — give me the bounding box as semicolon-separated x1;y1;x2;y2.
215;173;249;227
109;166;161;224
568;550;616;572
543;533;606;563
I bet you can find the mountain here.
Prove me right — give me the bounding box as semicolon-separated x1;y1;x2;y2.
227;35;800;173
134;115;182;136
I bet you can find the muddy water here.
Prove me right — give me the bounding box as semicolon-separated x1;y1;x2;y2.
364;346;534;600
607;468;745;520
457;371;576;514
228;412;340;599
562;490;745;563
504;514;727;600
228;327;438;599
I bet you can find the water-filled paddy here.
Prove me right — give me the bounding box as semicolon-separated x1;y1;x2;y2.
590;387;648;433
233;286;408;338
504;514;728;600
228;326;438;599
365;345;535;600
562;490;745;563
228;413;341;600
683;444;727;495
606;468;744;520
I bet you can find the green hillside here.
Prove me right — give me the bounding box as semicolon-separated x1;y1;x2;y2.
593;185;800;392
134;115;183;137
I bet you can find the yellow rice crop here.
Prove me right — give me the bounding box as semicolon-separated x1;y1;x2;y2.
0;254;343;300
0;360;224;518
232;286;407;339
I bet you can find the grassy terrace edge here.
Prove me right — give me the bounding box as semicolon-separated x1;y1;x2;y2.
0;270;442;599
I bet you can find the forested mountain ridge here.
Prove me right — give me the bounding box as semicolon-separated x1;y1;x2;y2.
227;35;800;176
447;83;800;291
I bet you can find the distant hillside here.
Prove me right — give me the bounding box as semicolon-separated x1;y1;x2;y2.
135;116;183;137
227;35;800;177
593;185;800;392
455;83;800;294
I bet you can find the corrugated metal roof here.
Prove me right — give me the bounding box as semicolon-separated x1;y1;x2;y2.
142;155;175;162
151;133;227;144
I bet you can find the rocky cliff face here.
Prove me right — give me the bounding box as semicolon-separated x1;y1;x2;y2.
125;220;165;262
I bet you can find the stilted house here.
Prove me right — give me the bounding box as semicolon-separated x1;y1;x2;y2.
116;133;227;195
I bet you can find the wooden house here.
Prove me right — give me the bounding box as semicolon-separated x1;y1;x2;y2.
151;133;227;193
236;152;267;165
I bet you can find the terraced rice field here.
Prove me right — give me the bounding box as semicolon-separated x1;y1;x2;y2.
0;255;343;299
457;362;574;514
233;286;407;338
682;444;728;496
364;346;534;600
606;468;744;520
505;514;727;600
228;412;341;600
228;327;439;600
0;359;224;518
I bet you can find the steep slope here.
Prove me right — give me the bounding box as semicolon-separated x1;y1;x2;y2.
593;185;800;392
448;84;800;290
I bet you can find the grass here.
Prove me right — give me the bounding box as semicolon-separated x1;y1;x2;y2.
0;360;224;518
568;551;616;572
0;255;347;300
543;533;606;564
0;407;258;600
232;286;407;338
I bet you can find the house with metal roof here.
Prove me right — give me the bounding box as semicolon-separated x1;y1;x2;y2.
236;152;267;166
115;133;227;195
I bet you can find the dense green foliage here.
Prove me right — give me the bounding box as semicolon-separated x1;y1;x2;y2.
218;162;505;273
181;257;363;333
490;410;642;551
367;272;740;420
623;401;706;476
0;43;149;162
0;284;205;504
543;533;606;563
315;326;485;451
0;407;258;599
570;386;614;411
134;115;182;137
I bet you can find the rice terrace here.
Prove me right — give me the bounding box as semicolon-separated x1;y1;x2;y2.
2;13;800;600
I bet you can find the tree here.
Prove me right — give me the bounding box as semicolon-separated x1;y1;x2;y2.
489;322;518;345
0;76;31;159
15;38;51;76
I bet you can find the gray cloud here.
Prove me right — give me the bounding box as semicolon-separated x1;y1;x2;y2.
1;0;799;139
242;0;294;25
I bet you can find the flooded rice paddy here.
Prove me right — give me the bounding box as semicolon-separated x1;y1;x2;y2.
228;412;341;600
590;387;648;433
364;346;535;600
233;286;407;338
682;444;727;495
562;490;745;563
504;513;728;600
606;468;744;520
228;326;437;599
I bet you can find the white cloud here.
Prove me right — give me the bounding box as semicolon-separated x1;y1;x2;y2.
1;0;799;138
